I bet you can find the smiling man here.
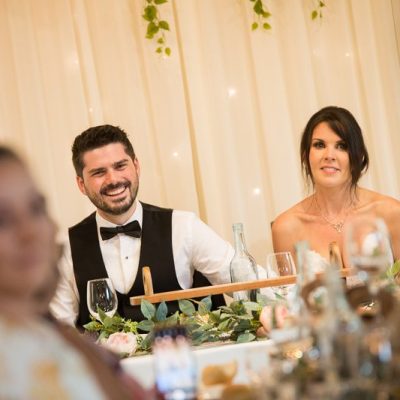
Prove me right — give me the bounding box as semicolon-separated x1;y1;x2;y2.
50;125;233;327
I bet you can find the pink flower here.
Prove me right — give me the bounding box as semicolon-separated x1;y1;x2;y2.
259;304;290;334
274;304;289;329
259;305;273;333
103;332;137;356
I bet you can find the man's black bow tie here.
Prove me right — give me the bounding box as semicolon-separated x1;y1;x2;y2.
100;220;142;241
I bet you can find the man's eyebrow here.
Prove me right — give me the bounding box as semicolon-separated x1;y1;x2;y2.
112;159;129;167
88;167;106;174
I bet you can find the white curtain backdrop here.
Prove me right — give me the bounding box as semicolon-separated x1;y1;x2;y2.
0;0;399;264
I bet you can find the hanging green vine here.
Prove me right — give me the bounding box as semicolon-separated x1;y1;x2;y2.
249;0;272;31
311;0;326;20
141;0;327;56
142;0;171;56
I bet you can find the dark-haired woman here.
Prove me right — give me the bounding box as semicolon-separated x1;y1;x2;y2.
272;106;400;267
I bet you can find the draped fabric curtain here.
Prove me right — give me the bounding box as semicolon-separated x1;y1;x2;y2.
0;0;399;263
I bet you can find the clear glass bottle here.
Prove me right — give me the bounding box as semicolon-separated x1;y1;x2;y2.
153;325;197;400
229;223;259;302
318;262;363;388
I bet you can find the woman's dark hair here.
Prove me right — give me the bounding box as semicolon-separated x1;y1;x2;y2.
72;125;136;177
300;106;369;189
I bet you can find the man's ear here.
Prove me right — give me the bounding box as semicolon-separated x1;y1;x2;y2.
76;175;87;196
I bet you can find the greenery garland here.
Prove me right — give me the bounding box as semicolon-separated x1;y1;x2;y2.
84;294;285;355
141;0;327;56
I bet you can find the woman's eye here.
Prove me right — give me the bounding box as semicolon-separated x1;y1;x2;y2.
312;142;324;149
337;142;348;150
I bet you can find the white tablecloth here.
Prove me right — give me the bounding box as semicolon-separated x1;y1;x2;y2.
121;339;274;389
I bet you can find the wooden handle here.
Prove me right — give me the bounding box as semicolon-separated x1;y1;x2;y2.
130;269;353;305
142;266;154;296
329;241;344;269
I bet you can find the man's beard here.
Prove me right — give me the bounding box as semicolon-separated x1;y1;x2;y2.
86;180;139;216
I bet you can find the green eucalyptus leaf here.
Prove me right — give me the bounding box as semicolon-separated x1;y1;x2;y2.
156;301;168;321
156;47;162;53
138;319;155;332
102;316;116;329
218;319;231;331
98;330;108;342
230;301;246;315
179;299;196;316
234;319;252;332
97;307;107;323
147;21;159;36
237;332;256;343
143;5;157;22
141;299;156;320
387;260;400;278
208;310;221;323
263;22;271;30
139;333;153;351
219;306;234;314
166;311;179;324
155;0;167;3
157;37;165;44
165;47;171;56
311;10;318;20
83;320;101;331
319;1;325;7
253;0;263;15
159;20;170;31
252;22;258;31
198;302;208;315
201;296;212;311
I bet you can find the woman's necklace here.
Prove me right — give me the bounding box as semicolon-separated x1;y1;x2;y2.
314;194;353;234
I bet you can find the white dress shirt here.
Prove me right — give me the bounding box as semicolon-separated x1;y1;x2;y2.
50;202;234;326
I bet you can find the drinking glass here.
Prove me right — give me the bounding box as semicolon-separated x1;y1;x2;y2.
87;278;118;320
345;216;393;296
266;252;296;297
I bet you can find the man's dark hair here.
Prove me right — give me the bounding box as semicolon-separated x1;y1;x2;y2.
300;106;369;189
72;125;136;177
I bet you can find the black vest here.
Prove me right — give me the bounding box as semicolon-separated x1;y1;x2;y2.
69;202;224;327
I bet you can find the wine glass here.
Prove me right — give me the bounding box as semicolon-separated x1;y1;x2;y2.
266;252;296;297
345;216;393;296
87;278;118;321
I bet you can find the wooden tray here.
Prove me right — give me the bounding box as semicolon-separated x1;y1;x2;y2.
129;268;353;305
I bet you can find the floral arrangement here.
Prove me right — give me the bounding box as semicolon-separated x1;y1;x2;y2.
84;294;291;357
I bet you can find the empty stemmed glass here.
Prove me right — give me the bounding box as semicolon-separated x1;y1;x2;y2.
266;252;296;297
345;216;393;297
87;278;118;321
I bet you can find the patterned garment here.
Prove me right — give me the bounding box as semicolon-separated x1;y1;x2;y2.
0;316;106;400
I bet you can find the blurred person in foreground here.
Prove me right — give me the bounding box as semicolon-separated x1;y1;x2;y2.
272;106;400;268
50;125;233;328
0;145;148;399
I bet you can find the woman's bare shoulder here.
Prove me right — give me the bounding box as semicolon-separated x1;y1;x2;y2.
272;197;313;234
358;188;400;215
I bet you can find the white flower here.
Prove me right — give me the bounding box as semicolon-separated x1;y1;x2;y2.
102;332;137;356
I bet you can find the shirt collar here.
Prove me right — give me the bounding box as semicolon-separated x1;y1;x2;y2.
95;201;143;229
